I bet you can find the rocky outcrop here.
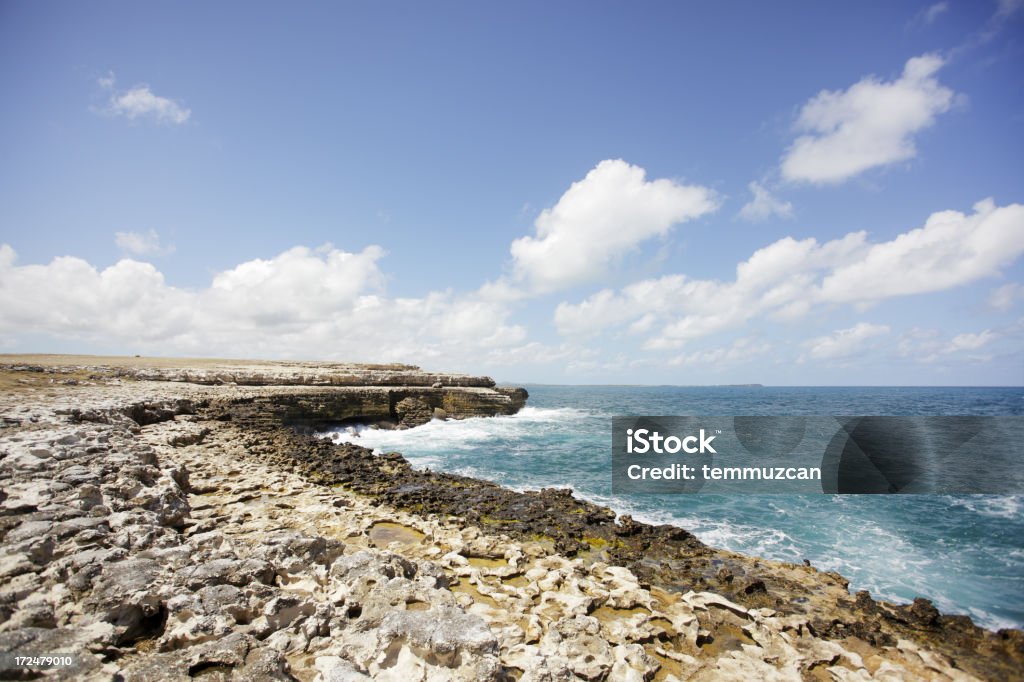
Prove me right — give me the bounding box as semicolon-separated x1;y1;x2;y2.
0;356;1021;681
270;386;527;430
394;397;434;429
1;358;528;431
1;357;500;388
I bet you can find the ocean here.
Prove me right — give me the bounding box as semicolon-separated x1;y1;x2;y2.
322;385;1024;631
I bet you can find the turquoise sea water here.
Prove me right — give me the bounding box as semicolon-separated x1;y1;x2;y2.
324;386;1024;630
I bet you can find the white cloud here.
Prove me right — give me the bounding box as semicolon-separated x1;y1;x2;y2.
115;229;174;256
781;54;955;184
899;326;1001;362
553;287;641;337
990;282;1024;311
0;244;529;370
947;329;997;352
507;159;717;294
555;231;868;347
98;73;191;125
818;199;1024;303
804;323;889;360
554;199;1024;348
738;181;793;222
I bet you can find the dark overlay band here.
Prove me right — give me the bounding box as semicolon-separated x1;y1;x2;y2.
611;416;1024;494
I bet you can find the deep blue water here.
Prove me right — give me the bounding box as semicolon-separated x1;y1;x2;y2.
324;386;1024;630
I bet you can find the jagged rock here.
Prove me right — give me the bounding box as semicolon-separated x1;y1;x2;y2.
331;550;417;583
541;616;613;680
375;606;501;679
315;655;372;680
3;599;56;630
194;584;255;624
259;530;345;568
166;422;210;447
134;480;191;528
609;643;658;681
395;397;433;429
118;632;292;681
184;557;276;590
261;595;317;632
76;484;105;511
0;625;111;679
83;558;167;645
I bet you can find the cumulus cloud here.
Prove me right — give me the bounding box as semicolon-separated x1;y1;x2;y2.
781;54;955;184
115;229;174;256
804;323;889;360
554;199;1024;348
555;231;868;347
0;244;532;369
818;199;1024;303
507;159;717;294
97;72;191;125
738;181;793;222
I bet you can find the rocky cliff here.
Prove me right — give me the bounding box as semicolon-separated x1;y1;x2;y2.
0;356;528;430
0;356;1020;681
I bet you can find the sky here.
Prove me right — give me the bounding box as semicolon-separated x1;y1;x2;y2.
1;1;1022;385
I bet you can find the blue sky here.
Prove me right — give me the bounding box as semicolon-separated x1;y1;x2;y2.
1;1;1022;384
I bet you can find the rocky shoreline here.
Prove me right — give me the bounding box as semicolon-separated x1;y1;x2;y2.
0;356;1021;681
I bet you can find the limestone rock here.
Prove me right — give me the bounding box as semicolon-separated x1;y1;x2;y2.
374;606;502;679
395;397;433;429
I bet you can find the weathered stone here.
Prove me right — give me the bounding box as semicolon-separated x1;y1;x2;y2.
166;422;211;447
196;584;252;623
331;550;417;582
0;625;109;679
262;595;317;632
83;558;167;645
315;655;372;681
377;606;500;675
119;632;292;681
184;557;275;590
395;397;434;429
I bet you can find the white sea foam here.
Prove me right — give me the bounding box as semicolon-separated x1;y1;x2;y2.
573;491;807;561
952;496;1022;520
965;608;1020;631
320;407;590;456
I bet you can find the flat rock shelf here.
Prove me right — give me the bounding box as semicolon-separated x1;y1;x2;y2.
0;355;1020;681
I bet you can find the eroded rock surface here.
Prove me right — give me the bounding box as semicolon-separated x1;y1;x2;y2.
0;356;1020;681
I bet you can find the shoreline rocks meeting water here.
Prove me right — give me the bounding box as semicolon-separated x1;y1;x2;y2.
0;355;1021;681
